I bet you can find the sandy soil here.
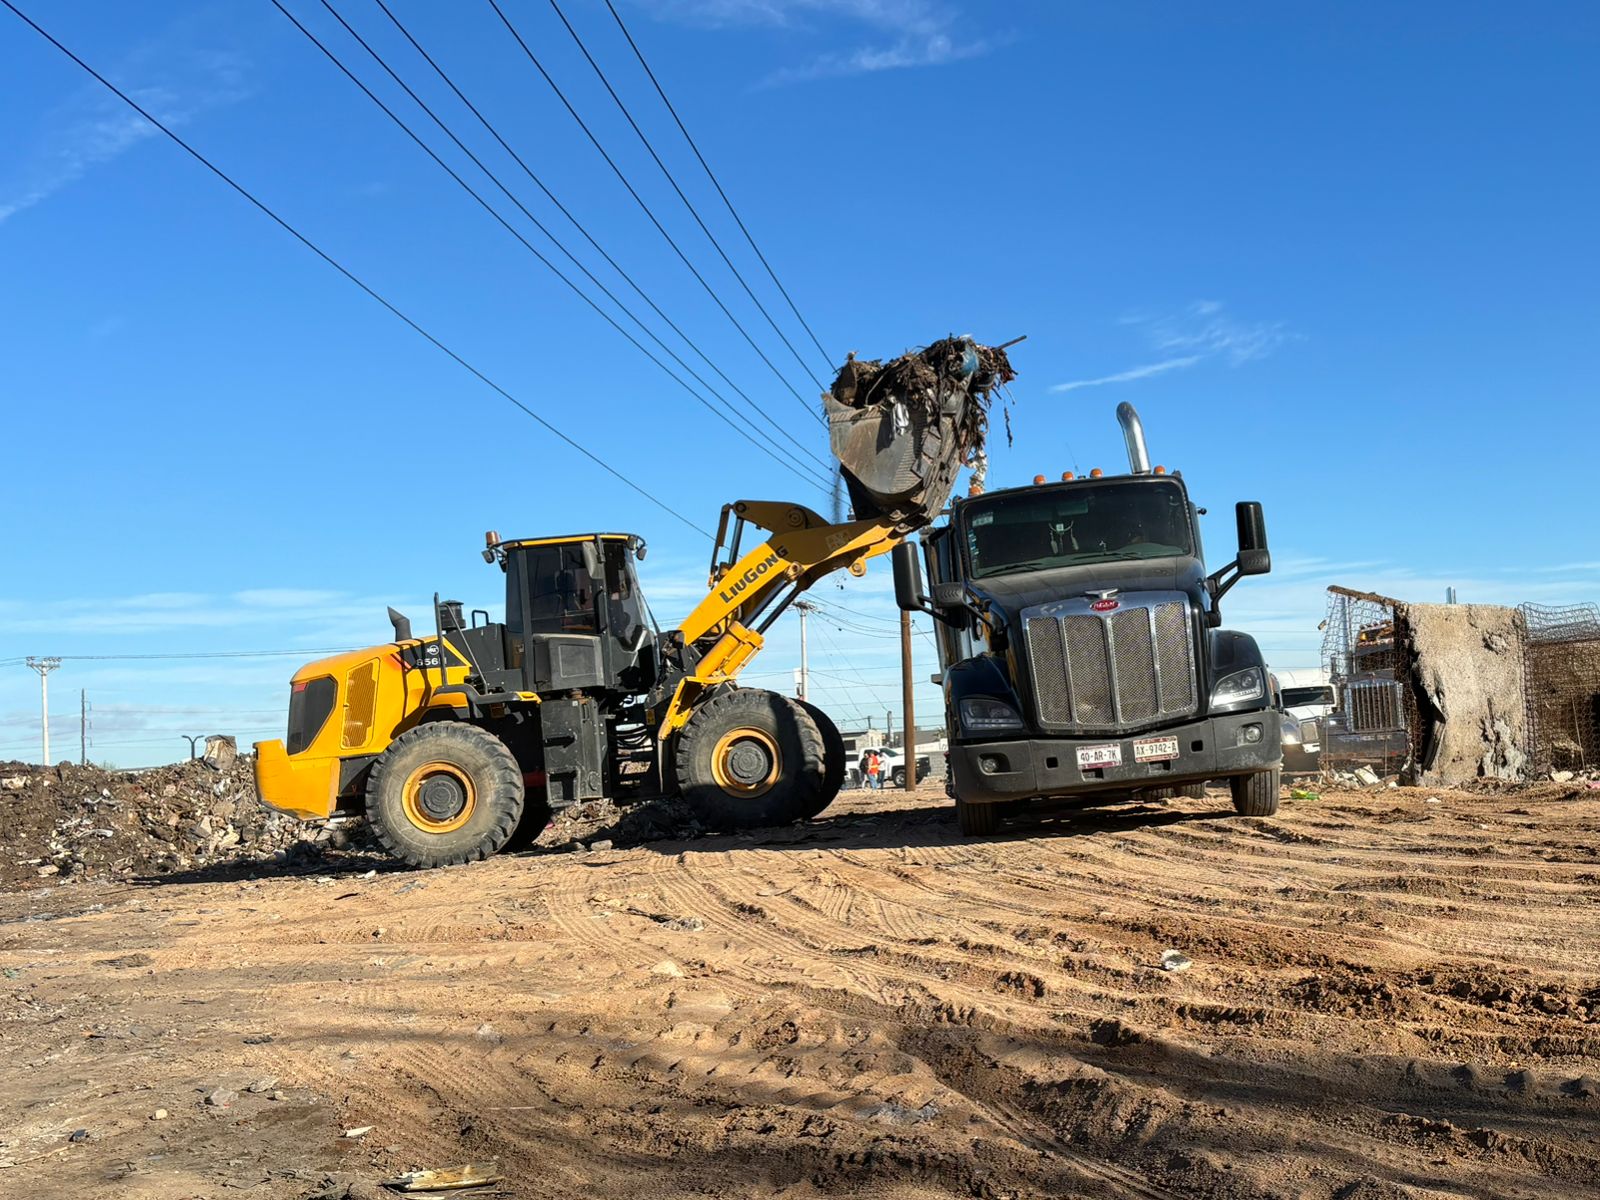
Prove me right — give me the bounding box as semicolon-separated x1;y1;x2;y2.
2;782;1598;1199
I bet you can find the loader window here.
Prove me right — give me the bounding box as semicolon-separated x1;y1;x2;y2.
602;541;651;645
523;544;599;635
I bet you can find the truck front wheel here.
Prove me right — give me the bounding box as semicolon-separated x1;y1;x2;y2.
366;723;526;867
955;798;998;836
1230;767;1281;817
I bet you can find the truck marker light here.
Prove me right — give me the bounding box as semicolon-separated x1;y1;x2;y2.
1033;474;1046;485
1061;472;1074;481
1154;465;1166;474
1090;468;1104;478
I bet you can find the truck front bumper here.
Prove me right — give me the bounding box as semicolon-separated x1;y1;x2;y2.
253;738;341;821
951;709;1281;807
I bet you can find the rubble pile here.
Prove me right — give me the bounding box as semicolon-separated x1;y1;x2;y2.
0;754;345;887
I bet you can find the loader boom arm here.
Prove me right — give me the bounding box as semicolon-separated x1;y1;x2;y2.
655;500;907;736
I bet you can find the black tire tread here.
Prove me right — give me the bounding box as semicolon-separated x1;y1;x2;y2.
1230;767;1281;817
673;688;827;830
793;699;844;820
366;722;524;868
956;798;998;837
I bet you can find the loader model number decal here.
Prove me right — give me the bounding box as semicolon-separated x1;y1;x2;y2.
718;552;781;605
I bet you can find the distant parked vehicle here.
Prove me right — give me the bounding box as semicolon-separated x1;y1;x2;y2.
848;748;931;789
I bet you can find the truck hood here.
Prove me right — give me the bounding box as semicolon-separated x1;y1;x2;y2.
967;556;1207;615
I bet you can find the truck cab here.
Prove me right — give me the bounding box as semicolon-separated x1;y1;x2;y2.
894;403;1283;834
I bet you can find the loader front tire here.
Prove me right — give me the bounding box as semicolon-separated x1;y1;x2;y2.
793;698;845;820
367;723;525;868
674;688;827;830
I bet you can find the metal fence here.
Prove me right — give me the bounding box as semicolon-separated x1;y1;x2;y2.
1319;589;1416;776
1519;602;1600;774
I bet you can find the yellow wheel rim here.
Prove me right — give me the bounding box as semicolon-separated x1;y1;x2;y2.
400;761;477;834
710;727;781;798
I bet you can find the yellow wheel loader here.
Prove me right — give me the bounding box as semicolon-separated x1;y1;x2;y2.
253;337;1017;867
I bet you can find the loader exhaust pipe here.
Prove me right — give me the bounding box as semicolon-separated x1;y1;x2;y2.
1116;402;1152;475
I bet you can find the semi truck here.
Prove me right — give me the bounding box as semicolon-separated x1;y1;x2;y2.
891;403;1283;835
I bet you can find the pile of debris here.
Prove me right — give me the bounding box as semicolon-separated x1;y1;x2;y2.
825;334;1018;527
0;751;338;888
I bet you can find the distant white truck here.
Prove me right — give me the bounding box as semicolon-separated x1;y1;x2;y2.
1273;668;1333;773
848;747;932;789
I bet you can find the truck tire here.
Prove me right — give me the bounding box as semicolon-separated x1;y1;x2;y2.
674;688;827;830
891;767;907;789
366;723;525;868
955;798;998;837
1181;781;1209;799
1230;767;1281;817
793;699;845;819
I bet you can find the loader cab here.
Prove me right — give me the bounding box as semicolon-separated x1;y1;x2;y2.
498;533;659;696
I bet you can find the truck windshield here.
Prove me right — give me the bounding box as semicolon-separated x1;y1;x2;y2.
962;480;1194;579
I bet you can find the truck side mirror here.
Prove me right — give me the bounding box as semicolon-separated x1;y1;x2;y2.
892;542;927;612
1235;501;1270;575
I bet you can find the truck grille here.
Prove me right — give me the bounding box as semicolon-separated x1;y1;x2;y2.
1024;595;1197;731
1345;679;1405;732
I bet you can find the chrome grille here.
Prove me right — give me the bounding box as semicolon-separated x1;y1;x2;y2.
1025;595;1198;732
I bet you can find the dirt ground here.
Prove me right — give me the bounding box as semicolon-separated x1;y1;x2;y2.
2;781;1598;1199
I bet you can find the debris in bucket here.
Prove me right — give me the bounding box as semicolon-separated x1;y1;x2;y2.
824;335;1019;528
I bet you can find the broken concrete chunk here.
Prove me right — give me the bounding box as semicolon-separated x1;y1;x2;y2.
202;735;238;772
205;1088;237;1108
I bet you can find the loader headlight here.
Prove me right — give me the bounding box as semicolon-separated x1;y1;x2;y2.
960;697;1024;733
1210;668;1265;709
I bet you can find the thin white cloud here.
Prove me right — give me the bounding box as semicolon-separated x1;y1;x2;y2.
1048;356;1201;394
0;25;250;225
644;0;1002;84
1050;301;1293;394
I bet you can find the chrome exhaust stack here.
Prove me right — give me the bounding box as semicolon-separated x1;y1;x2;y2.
1116;402;1152;475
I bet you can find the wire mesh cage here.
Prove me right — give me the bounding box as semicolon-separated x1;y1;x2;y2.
1518;602;1600;774
1320;589;1415;776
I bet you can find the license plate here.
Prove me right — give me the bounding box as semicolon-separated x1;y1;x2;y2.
1076;743;1122;769
1133;736;1180;763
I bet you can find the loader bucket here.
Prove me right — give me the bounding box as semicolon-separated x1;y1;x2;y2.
824;336;1016;532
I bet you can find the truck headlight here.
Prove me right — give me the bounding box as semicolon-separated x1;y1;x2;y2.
1210;668;1264;709
959;697;1024;733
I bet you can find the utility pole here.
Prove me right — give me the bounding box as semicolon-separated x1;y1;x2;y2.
80;690;87;766
25;657;61;766
794;600;814;702
900;611;916;791
181;734;205;760
886;708;894;747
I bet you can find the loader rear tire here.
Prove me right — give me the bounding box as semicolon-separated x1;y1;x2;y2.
674;688;827;830
793;699;845;819
1230;767;1281;817
366;723;524;868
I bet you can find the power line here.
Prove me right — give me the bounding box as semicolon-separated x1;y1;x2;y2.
484;0;824;424
368;0;831;475
547;0;827;389
0;0;710;540
273;0;832;495
601;0;832;372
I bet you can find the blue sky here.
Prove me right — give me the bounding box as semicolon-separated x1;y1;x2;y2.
2;0;1597;765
